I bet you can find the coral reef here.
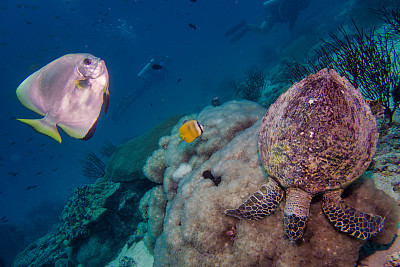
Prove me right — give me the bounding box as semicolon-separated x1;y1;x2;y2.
375;5;400;37
60;182;120;241
79;151;106;180
371;124;400;199
106;240;154;267
172;163;192;183
143;100;266;201
152;117;399;266
13;180;143;266
259;59;297;109
104;115;182;182
138;185;167;252
288;21;400;123
100;140;117;158
14;98;399;266
385;250;400;267
139;100;267;255
232;67;265;102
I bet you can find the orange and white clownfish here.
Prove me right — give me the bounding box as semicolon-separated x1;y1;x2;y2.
178;120;204;143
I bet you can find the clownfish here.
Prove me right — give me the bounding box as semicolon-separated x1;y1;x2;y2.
178;120;204;143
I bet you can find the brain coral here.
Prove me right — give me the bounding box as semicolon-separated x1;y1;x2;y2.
152;118;399;266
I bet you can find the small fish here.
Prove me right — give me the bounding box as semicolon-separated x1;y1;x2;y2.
177;78;182;83
35;171;42;175
26;185;38;190
16;53;110;143
152;64;163;70
178;120;204;143
9;141;16;146
188;23;197;30
8;172;17;177
190;0;197;2
0;216;7;223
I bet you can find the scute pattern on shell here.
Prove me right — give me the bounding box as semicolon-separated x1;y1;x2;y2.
258;69;378;195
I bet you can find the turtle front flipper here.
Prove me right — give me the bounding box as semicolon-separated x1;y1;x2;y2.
283;188;312;242
224;179;284;220
322;190;384;240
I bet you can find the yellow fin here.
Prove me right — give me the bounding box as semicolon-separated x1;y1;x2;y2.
17;118;62;143
74;79;90;90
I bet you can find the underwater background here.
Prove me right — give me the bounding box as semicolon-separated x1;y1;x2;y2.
1;0;400;266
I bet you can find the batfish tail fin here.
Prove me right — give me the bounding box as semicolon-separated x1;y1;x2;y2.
17;118;62;143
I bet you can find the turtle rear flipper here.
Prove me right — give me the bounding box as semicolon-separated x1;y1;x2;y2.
224;179;284;220
322;190;384;240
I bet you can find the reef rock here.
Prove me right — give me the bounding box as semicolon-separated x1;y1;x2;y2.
13;180;142;267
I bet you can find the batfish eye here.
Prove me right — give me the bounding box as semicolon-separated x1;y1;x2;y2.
83;58;91;65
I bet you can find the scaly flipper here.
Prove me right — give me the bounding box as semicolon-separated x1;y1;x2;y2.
283;188;312;242
322;190;384;240
224;179;284;220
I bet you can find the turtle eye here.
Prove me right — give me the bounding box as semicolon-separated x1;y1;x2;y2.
83;58;91;65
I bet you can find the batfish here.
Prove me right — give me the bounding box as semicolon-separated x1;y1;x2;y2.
16;53;110;143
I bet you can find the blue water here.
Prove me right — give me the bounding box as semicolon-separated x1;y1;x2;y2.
0;0;390;265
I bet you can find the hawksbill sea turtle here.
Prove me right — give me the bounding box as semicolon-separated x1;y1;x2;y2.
225;69;384;242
